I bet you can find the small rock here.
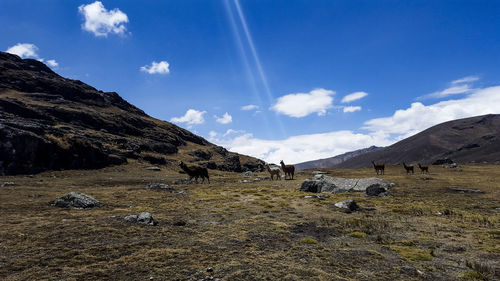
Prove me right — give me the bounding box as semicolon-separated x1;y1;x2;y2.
145;183;186;194
334;199;360;213
123;215;138;222
400;265;423;277
52;192;101;209
136;212;158;225
312;171;328;175
443;163;458;169
449;188;484;194
238;179;251;183
365;185;388;197
1;182;15;187
243;171;254;177
206;267;214;272
303;194;330;200
145;166;161;171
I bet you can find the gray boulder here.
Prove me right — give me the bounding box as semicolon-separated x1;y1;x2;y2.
137;212;157;225
300;175;394;193
365;185;388;197
334;199;360;212
53;192;101;209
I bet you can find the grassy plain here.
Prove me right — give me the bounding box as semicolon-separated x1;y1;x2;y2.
0;162;499;280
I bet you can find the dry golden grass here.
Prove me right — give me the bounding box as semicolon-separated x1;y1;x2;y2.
0;162;499;280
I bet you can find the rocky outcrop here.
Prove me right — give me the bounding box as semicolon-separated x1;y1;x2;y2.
300;175;394;193
52;192;101;209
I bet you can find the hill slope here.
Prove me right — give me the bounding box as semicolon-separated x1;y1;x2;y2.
294;146;382;170
0;52;263;175
334;114;500;169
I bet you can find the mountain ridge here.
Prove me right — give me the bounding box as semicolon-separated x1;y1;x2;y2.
333;114;500;169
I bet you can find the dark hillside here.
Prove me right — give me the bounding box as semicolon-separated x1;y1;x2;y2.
334;114;500;168
0;52;263;175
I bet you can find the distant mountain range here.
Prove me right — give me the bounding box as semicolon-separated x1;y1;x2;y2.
295;146;383;170
334;114;500;169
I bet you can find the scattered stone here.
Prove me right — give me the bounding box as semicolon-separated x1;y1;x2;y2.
174;178;197;185
253;177;263;182
432;158;453;165
123;215;138;222
206;267;214;273
52;192;101;209
300;175;394;193
365;185;388;197
303;194;330;200
334;199;360;213
1;182;15;187
145;166;161;171
400;265;424;277
238;179;251;183
449;188;485;194
136;212;158;225
420;176;433;181
243;171;254;177
312;171;328;175
443;163;458;169
145;183;186;193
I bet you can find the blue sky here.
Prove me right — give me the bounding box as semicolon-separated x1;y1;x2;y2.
2;0;500;164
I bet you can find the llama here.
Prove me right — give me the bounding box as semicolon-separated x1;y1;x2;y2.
403;162;414;174
265;164;281;180
280;160;295;180
372;161;385;175
418;163;429;174
179;161;210;183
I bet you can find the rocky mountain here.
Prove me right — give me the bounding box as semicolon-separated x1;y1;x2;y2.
333;114;500;169
294;146;382;170
0;52;263;175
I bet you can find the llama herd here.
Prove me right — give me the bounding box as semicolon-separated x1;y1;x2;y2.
374;161;429;175
177;158;430;185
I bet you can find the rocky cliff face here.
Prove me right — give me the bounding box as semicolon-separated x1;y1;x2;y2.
0;52;263;175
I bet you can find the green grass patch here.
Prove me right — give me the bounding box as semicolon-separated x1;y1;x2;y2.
350;231;367;238
300;237;318;244
389;245;433;261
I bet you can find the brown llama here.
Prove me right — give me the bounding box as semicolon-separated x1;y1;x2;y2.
179;161;210;183
280;160;295;180
418;163;429;174
372;161;385;175
402;162;414;174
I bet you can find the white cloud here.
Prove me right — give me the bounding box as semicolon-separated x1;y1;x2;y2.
271;88;335;118
209;130;392;165
341;91;368;103
419;75;478;99
170;109;206;126
364;85;500;138
46;59;58;68
6;43;39;58
210;80;500;164
343;106;362;113
215;112;232;124
241;104;259;111
78;1;129;37
451;75;479;84
6;43;58;69
209;131;217;138
140;61;170;74
223;129;245;137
